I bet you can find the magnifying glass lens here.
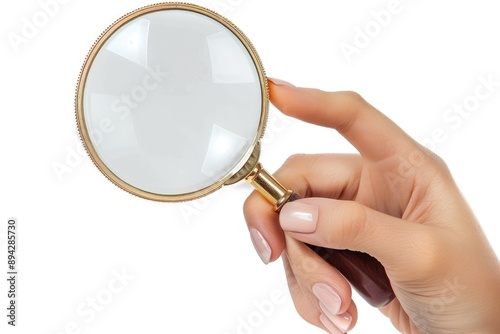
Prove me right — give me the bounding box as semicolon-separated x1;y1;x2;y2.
81;8;264;197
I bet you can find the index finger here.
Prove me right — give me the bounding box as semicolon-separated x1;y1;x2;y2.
268;79;418;161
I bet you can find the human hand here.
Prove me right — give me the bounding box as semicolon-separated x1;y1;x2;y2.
243;79;500;333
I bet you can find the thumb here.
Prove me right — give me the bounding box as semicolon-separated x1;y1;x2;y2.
279;198;429;274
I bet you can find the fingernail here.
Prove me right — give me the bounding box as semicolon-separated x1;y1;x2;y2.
249;228;272;265
267;77;296;87
312;283;342;316
279;202;318;233
320;314;346;334
320;303;352;333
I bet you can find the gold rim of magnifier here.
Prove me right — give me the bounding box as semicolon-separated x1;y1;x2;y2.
75;2;269;202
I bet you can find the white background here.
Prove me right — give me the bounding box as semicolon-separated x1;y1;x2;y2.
1;0;499;333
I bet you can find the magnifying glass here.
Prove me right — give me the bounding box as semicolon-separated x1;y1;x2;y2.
75;2;394;307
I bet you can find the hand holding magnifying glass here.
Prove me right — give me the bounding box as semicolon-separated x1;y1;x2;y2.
76;2;394;312
249;81;500;334
75;3;500;333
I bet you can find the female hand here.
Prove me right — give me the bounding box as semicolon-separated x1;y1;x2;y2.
244;79;500;334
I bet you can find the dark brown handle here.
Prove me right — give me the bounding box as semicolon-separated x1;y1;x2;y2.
288;194;395;308
307;246;394;307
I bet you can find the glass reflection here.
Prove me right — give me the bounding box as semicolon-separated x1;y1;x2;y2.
206;31;254;83
107;19;151;68
202;124;248;177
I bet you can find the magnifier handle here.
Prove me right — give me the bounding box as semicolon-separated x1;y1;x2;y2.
246;164;395;308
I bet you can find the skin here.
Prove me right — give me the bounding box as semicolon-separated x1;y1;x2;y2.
243;79;500;334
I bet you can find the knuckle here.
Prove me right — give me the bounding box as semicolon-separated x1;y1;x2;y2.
343;90;365;103
279;154;313;192
282;154;310;169
341;91;370;112
420;147;448;169
325;201;369;248
327;91;368;133
429;152;452;175
407;231;446;280
415;147;454;181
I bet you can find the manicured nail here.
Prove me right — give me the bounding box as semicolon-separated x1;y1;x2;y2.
249;228;272;265
267;77;296;87
312;283;342;316
279;202;318;233
320;303;352;333
320;314;345;334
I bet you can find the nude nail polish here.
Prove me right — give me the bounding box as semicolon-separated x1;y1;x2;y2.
320;303;352;333
312;283;342;316
320;314;345;334
267;77;296;87
249;228;272;264
279;202;318;233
